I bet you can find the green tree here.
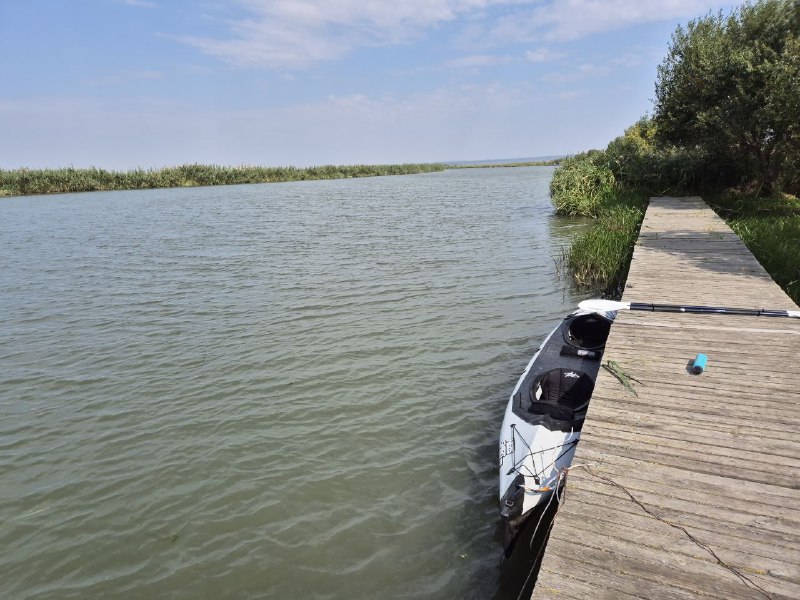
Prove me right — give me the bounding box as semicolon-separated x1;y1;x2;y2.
654;0;800;195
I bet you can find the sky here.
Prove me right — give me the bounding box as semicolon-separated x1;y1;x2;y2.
0;0;739;170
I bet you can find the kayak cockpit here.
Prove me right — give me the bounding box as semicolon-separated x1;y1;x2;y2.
564;312;612;350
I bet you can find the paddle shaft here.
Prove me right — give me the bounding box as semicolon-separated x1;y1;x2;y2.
629;302;792;318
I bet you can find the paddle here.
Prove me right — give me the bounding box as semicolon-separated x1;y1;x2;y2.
579;299;800;319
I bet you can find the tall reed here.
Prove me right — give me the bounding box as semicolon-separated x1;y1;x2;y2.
0;163;446;197
563;194;647;297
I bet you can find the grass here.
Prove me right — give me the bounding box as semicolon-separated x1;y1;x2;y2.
549;155;616;218
0;163;446;197
564;192;648;297
708;193;800;305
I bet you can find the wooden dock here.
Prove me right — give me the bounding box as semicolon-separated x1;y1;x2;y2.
533;197;800;599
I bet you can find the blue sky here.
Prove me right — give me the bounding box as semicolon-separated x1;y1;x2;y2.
0;0;737;169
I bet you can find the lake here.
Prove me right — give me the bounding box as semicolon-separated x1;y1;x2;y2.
0;166;587;599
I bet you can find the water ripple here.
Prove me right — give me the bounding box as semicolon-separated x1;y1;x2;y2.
0;167;585;599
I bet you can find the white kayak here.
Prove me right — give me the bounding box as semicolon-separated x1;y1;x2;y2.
498;308;614;552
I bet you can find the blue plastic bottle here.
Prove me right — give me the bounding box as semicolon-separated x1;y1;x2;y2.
692;353;708;374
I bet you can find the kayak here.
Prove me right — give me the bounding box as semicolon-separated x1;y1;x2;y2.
498;308;614;552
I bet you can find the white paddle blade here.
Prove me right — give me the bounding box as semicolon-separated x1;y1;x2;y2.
578;299;630;312
789;311;800;318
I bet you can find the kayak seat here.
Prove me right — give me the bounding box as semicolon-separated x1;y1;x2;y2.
528;368;595;425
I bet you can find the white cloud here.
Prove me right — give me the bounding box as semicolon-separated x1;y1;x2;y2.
553;90;583;100
493;0;734;43
123;0;157;7
178;24;350;68
612;52;648;68
524;47;564;63
84;70;165;86
173;1;735;69
577;63;611;76
176;0;540;68
443;54;514;68
542;62;611;84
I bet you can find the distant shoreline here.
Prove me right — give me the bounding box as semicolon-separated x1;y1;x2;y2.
448;159;561;169
0;163;447;198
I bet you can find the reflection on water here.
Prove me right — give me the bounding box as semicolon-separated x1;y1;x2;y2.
0;167;587;599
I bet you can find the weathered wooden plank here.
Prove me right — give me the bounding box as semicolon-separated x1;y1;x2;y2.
583;424;800;468
574;440;798;488
613;319;800;336
538;538;782;599
567;470;798;549
584;416;800;459
593;372;799;406
569;450;800;504
554;516;800;588
605;335;800;357
536;558;697;600
588;390;800;426
589;394;800;426
592;388;800;415
532;197;800;599
558;490;800;566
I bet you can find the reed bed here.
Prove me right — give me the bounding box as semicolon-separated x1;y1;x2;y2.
563;194;647;296
451;160;560;169
0;163;446;197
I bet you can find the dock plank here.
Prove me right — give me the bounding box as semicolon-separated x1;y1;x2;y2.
533;197;800;599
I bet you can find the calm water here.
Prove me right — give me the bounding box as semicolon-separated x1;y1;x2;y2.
1;167;586;599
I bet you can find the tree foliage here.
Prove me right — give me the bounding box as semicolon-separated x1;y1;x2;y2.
654;0;800;194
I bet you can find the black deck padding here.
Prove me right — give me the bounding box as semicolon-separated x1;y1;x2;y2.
511;313;611;432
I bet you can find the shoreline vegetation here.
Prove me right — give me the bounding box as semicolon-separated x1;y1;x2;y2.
450;160;560;169
551;0;799;306
0;160;561;198
0;163;447;197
